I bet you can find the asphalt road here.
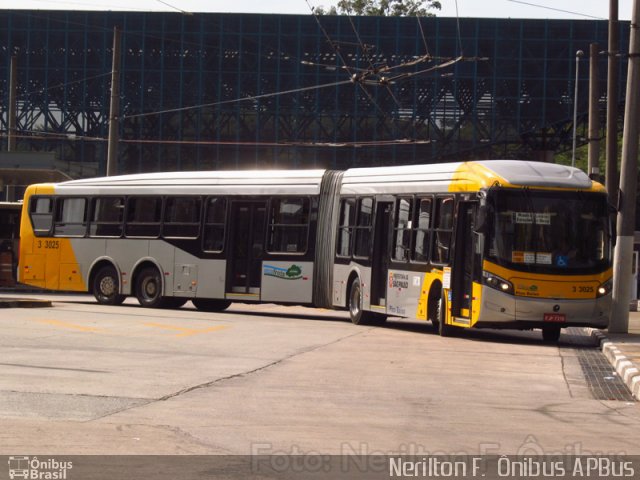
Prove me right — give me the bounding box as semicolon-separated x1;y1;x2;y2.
1;294;639;455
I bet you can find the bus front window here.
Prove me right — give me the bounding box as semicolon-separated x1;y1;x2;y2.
486;189;612;273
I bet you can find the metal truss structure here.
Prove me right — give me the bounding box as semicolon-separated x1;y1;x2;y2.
0;11;629;175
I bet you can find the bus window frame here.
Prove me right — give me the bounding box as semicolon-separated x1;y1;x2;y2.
392;196;413;263
410;195;433;264
336;196;356;259
124;196;163;239
353;196;374;260
202;196;227;253
162;195;203;240
89;196;125;238
29;195;55;237
53;196;89;238
431;195;455;266
265;196;311;255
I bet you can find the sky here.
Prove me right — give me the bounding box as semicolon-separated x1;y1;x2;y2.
0;0;633;19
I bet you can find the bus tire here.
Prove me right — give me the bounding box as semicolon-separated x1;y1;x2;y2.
192;298;232;312
135;267;165;308
542;326;561;343
348;277;377;325
437;293;456;337
92;265;126;306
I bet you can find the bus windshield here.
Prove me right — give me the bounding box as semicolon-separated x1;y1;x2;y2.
486;189;612;274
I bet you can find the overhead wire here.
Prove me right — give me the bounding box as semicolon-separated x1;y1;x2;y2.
19;72;111;99
506;0;606;20
0;131;430;148
454;0;464;56
305;0;391;117
6;7;476;147
343;9;403;108
123;78;355;120
416;16;431;57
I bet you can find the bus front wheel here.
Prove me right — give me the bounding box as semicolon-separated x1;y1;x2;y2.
436;293;456;337
135;267;165;308
542;326;561;343
92;265;125;305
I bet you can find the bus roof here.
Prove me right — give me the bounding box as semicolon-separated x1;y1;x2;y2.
341;160;596;193
50;169;328;196
31;160;599;196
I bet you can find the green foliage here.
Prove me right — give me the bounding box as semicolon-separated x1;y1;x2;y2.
314;0;441;16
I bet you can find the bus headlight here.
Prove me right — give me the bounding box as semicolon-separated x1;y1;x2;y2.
597;279;613;298
483;273;514;295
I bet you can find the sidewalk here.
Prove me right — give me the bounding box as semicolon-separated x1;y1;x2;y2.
588;311;640;401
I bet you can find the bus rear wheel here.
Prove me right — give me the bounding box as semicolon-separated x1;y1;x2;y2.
92;265;125;305
542;326;561;343
192;298;232;312
135;267;165;308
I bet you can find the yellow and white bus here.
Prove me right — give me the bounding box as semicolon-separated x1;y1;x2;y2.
18;160;613;341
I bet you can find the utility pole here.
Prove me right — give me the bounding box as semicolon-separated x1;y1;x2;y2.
572;50;584;168
606;0;620;201
106;26;122;177
610;0;640;334
587;43;600;177
8;56;17;152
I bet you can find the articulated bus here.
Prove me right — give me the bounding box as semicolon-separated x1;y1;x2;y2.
18;160;613;341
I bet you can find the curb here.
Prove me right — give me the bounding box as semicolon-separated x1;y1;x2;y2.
0;298;53;309
587;328;640;401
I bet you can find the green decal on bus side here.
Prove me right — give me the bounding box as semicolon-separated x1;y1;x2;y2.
264;264;303;280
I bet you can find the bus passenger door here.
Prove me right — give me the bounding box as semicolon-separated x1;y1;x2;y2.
370;201;393;307
227;201;267;296
450;201;478;322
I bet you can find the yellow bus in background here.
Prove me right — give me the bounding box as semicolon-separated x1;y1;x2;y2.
18;160;613;342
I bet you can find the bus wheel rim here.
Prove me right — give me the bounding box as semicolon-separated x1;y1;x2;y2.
143;277;157;298
99;276;116;297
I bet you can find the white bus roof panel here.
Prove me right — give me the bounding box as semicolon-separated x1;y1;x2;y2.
341;162;461;194
56;169;327;196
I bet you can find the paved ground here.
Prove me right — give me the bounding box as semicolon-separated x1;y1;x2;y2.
0;293;639;455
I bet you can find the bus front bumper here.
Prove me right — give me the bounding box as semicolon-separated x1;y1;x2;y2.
475;285;610;330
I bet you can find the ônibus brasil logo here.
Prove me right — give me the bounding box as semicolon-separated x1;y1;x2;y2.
263;264;303;280
8;456;73;480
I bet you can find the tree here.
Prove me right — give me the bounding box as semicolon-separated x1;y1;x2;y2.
314;0;441;16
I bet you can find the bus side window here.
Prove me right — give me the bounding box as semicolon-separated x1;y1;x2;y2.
125;197;162;238
54;198;87;237
353;197;373;258
432;196;454;264
203;197;227;252
412;197;432;263
30;196;54;237
90;197;124;237
267;197;310;254
393;197;413;262
336;198;356;258
164;197;201;239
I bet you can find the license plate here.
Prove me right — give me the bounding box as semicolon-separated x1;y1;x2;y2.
544;313;566;323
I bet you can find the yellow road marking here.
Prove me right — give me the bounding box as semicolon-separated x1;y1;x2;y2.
35;318;104;333
143;322;229;337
